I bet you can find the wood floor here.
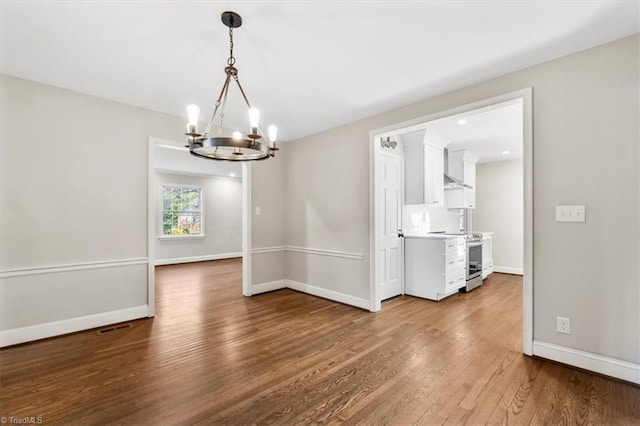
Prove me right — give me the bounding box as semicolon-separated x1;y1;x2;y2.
1;259;638;425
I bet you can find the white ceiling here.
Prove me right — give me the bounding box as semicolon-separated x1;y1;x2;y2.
1;1;638;141
426;99;523;164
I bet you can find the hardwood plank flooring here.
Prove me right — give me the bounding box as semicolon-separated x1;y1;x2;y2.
1;259;638;425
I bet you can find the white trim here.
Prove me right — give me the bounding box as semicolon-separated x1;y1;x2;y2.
252;280;287;294
0;258;149;279
158;235;206;240
533;341;640;385
0;305;149;348
252;246;288;254
369;123;378;312
155;253;242;266
493;266;524;275
252;279;369;311
521;88;534;356
285;280;370;310
369;88;534;355
242;162;252;297
155;168;242;179
251;246;364;260
286;246;364;260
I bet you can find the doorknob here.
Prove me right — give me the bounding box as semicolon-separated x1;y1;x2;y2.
398;229;404;238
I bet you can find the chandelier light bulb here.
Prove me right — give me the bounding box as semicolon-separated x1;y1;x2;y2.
232;131;243;140
187;104;200;125
268;125;278;142
248;107;260;130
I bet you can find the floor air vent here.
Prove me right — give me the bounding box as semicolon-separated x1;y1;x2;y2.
97;323;132;335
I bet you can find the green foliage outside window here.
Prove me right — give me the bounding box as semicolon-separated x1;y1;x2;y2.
162;185;202;236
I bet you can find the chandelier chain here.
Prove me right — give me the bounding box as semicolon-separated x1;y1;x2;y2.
227;27;236;66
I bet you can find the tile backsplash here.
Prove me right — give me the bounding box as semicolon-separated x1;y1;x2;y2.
403;204;462;235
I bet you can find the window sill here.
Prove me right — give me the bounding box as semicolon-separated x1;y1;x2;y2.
158;235;205;241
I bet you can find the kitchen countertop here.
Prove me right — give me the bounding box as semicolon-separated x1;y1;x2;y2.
404;234;465;240
404;231;493;239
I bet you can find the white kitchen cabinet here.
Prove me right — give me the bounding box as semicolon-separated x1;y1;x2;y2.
445;150;478;209
405;236;466;301
404;140;424;205
424;144;444;206
404;138;446;206
481;233;494;279
446;187;476;209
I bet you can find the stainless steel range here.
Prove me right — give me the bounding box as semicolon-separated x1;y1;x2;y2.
460;233;483;293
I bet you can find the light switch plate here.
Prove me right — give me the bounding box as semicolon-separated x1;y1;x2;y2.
255;206;262;216
555;205;586;222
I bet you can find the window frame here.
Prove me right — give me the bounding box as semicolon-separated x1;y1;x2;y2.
158;183;205;240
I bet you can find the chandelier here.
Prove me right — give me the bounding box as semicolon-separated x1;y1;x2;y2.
185;11;278;161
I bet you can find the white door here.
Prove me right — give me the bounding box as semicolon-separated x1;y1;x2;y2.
377;153;403;301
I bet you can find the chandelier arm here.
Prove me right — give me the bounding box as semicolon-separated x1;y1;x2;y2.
233;76;252;109
204;74;233;136
216;75;233;137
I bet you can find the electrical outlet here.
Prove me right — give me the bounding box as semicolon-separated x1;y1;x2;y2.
556;316;571;334
255;206;262;216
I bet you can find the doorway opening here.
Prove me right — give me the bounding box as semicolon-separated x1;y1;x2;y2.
369;88;533;355
147;137;252;316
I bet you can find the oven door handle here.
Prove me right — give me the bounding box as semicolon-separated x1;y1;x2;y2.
467;241;483;247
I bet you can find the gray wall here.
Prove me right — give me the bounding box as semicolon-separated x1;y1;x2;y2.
284;131;370;298
155;173;242;263
283;35;639;364
0;74;185;331
473;159;523;272
251;148;287;285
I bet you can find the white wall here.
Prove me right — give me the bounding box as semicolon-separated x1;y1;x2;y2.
155;173;242;264
403;205;461;235
0;74;186;345
280;35;639;370
473;159;523;273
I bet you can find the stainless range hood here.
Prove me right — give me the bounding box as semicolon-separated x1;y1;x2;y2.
443;148;473;190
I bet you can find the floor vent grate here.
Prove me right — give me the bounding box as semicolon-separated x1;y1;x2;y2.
97;323;132;335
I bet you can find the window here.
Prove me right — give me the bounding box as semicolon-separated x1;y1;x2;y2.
161;185;203;237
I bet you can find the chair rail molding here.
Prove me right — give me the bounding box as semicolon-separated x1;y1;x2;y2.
252;246;364;260
0;258;149;279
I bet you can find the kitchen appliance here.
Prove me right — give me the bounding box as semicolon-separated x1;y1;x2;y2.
443;148;473;190
460;233;483;293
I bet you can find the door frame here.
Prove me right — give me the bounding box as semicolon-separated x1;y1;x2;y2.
146;136;252;316
369;88;533;356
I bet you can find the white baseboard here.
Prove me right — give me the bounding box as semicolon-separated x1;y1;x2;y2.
0;305;149;348
155;252;242;266
252;280;287;295
533;340;640;384
493;266;524;275
285;279;370;310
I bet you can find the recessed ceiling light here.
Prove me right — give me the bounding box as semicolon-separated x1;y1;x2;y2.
502;150;510;155
457;119;467;125
230;173;236;177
